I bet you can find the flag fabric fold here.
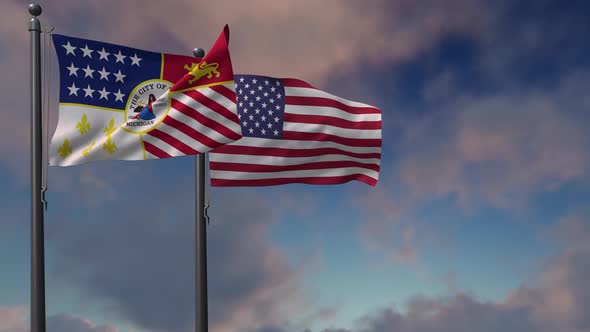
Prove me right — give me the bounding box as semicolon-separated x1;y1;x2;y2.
49;25;239;166
209;75;382;186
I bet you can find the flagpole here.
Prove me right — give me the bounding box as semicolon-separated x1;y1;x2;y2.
193;47;208;332
28;3;46;332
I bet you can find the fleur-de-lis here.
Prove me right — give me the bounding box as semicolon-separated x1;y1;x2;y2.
103;118;116;136
103;136;117;155
57;139;72;158
76;114;91;135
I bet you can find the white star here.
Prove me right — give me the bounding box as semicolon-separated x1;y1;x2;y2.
248;128;254;134
113;89;125;102
98;47;110;61
249;115;254;121
113;69;126;83
81;44;93;58
252;78;257;84
274;117;280;122
237;113;241;119
244;96;249;101
242;121;248;126
256;96;261;101
243;108;249;114
274;130;279;136
264;92;269;97
83;84;95;98
114;50;126;63
66;62;79;77
261;115;267;121
62;41;76;55
261;129;266;135
239;77;245;82
255;122;260;128
98;87;110;100
258;86;263;91
267;123;273;129
245;83;250;89
264;80;269;85
249;102;254;107
276;93;282;98
82;65;95;78
130;53;142;66
239;102;243;107
67;82;79;96
269;98;275;104
98;67;110;80
276;81;280;86
268;110;274;115
275;105;280;110
250;90;255;95
271;87;276;92
262;103;267;108
255;108;261;114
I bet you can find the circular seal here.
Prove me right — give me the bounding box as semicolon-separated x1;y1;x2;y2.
122;79;173;134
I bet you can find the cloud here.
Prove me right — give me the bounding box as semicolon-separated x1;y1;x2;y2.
47;314;119;332
0;307;27;332
356;65;590;264
0;307;117;332
46;176;314;332
311;210;590;332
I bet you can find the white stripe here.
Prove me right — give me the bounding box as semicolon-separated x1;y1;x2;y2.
212;136;381;154
284;86;377;108
284;105;381;122
171;90;241;134
166;109;236;145
142;133;184;157
205;85;239;119
150;122;209;153
283;122;381;139
210;153;380;166
210;167;379;181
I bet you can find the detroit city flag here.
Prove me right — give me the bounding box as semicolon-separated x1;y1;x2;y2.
209;75;382;186
49;26;241;166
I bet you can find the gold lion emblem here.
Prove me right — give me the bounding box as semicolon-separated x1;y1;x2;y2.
184;61;220;85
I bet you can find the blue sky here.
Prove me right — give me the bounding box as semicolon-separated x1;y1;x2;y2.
1;1;590;332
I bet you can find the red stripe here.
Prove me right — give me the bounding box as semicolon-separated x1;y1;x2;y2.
143;141;171;159
210;161;380;173
146;128;199;155
282;78;317;89
283;113;382;130
211;145;381;159
209;84;237;104
170;99;242;141
183;89;239;124
211;174;377;187
282;131;381;147
162;115;219;149
285;96;380;115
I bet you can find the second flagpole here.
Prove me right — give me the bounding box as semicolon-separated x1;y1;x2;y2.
193;47;208;332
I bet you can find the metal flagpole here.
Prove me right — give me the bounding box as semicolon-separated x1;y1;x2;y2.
28;3;46;332
193;47;208;332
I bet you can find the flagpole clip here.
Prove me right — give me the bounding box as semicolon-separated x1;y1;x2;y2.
41;187;47;211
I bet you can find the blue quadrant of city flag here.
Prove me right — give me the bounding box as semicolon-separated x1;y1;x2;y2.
53;34;161;110
234;75;286;139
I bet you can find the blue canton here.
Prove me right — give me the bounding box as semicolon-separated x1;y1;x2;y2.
53;34;161;110
234;75;285;139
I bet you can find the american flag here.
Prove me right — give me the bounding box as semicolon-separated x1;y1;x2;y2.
49;26;239;166
209;75;382;186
